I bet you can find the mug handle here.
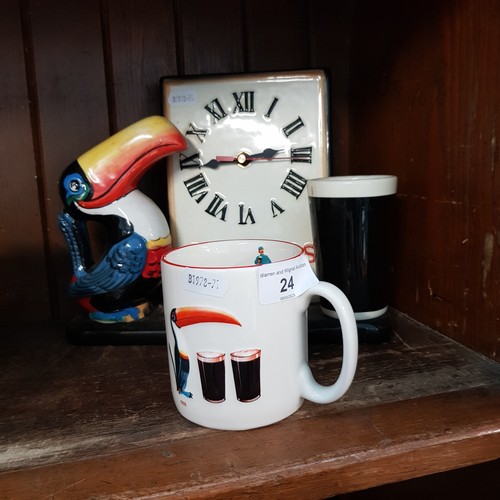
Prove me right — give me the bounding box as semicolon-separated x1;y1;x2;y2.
299;281;359;404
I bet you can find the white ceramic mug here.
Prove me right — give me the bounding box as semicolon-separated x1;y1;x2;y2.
161;239;358;430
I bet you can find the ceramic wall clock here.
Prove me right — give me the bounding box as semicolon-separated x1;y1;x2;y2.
162;70;329;250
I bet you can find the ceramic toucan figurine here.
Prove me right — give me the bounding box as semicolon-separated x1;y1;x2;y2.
58;116;187;323
169;307;241;399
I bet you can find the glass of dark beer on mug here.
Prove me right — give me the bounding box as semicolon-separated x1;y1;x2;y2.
308;175;398;343
230;349;261;402
197;351;226;403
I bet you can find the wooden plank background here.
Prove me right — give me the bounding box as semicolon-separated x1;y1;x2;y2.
0;0;498;362
349;0;500;361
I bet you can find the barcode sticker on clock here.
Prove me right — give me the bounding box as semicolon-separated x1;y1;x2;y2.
169;89;197;107
258;254;319;305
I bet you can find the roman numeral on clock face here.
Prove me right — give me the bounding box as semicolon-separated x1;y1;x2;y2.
271;199;285;218
233;91;254;113
264;97;279;118
184;173;209;203
180;152;202;170
238;203;256;225
291;146;312;163
205;193;228;221
204;98;227;123
186;123;207;143
280;169;307;199
282;116;305;137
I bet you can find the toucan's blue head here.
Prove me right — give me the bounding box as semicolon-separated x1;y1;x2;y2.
59;162;93;209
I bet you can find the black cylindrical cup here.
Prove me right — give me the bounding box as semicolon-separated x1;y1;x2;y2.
308;175;397;342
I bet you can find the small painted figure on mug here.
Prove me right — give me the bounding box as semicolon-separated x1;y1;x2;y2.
254;246;272;265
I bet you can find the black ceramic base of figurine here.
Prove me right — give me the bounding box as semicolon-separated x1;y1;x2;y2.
66;304;392;346
66;305;168;345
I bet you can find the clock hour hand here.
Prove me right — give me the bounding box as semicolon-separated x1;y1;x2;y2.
202;156;242;168
202;159;225;169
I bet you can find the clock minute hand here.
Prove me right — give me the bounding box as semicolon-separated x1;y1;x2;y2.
211;149;290;168
247;148;282;160
247;149;296;162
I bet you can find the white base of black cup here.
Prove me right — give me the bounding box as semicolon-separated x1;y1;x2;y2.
321;305;388;321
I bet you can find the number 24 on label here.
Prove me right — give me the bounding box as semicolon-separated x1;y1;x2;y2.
280;276;295;293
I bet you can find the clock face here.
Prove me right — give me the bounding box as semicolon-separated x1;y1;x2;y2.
162;71;329;249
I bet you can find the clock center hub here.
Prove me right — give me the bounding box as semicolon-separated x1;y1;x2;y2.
237;152;251;168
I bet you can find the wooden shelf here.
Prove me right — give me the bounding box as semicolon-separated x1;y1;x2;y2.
1;310;499;498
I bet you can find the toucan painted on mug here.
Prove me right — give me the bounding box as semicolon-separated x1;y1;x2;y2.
169;307;242;399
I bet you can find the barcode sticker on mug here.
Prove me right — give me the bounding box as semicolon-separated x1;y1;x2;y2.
258;255;319;305
183;270;229;298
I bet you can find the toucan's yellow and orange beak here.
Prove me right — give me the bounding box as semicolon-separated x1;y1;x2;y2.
76;116;186;209
171;307;242;328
